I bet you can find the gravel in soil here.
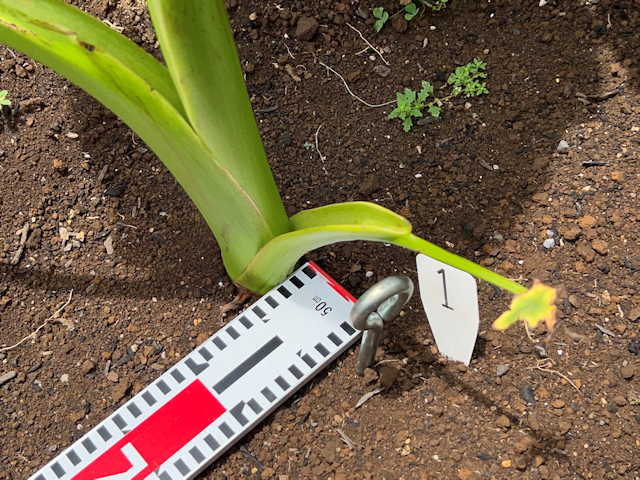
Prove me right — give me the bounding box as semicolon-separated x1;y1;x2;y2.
1;0;640;479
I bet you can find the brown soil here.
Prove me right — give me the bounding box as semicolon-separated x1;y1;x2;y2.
1;0;640;479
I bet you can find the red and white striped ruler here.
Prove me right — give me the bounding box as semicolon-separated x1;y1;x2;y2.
31;262;359;480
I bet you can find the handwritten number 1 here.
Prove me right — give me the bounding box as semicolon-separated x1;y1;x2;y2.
437;269;453;310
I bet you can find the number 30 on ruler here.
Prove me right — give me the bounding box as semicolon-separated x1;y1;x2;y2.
416;254;480;366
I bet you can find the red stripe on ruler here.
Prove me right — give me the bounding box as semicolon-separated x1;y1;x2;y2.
73;379;225;480
308;261;356;303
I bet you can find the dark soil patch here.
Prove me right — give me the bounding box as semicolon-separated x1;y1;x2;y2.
1;0;640;479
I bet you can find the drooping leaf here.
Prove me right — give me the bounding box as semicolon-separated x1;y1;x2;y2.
235;202;412;293
492;279;557;331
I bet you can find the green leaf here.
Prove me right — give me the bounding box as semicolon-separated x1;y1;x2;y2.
373;7;384;19
404;3;418;20
0;0;185;115
493;279;557;331
147;0;290;241
393;234;529;296
235;202;412;293
402;117;413;131
404;88;416;103
388;108;401;119
421;81;434;95
427;104;441;117
0;0;287;280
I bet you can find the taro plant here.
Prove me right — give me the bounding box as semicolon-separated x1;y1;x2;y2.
389;59;488;131
0;0;554;330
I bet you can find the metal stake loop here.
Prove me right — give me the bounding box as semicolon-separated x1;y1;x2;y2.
350;276;414;376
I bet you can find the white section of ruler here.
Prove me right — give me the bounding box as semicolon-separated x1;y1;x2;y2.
30;262;360;480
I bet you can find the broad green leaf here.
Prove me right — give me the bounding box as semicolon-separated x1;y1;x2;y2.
0;0;184;116
373;7;384;19
403;117;413;131
405;3;418;14
147;0;290;240
235;202;412;293
493;279;557;331
404;88;416;103
0;0;283;280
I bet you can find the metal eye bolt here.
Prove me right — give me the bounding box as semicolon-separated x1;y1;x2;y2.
350;276;414;376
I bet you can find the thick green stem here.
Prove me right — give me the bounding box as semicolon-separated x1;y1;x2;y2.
393;234;528;294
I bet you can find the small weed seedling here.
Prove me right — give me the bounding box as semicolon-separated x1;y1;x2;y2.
373;0;448;32
0;90;10;106
447;58;489;97
389;59;488;131
389;81;440;132
373;7;389;32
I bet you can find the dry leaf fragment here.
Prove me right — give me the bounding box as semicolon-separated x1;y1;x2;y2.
493;279;557;331
59;226;69;241
285;64;301;82
104;235;114;255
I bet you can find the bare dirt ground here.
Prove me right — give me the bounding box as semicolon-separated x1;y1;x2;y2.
1;0;640;479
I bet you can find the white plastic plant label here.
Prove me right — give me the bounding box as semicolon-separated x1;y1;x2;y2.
416;253;479;366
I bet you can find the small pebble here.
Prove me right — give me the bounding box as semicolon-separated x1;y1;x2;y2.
543;238;555;249
373;65;391;78
496;364;510;377
0;371;16;386
60;374;69;383
520;384;536;404
534;345;548;358
557;140;570;153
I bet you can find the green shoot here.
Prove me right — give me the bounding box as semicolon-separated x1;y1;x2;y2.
447;58;489;97
389;60;488;131
373;7;389;32
404;3;419;21
0;89;10;106
388;81;435;132
375;0;449;32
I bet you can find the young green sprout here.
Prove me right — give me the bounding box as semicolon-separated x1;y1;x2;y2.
0;90;10;106
374;0;448;32
389;59;488;131
373;7;389;32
